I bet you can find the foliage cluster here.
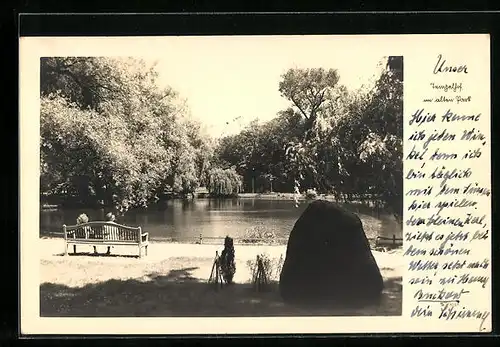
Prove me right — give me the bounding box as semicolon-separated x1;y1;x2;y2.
40;57;238;212
217;58;403;220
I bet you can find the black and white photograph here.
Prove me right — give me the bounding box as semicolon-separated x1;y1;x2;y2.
37;37;404;318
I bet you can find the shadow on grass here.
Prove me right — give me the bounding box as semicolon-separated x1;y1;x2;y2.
53;252;141;259
41;266;402;317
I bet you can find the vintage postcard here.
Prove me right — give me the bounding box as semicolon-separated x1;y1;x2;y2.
19;34;491;334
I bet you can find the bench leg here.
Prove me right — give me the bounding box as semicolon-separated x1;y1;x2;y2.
65;243;68;256
73;245;76;254
145;245;148;256
138;246;142;259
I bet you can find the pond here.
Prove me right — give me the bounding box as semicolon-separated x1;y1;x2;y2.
40;198;401;242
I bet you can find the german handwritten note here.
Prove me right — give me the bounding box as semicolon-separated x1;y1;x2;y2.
404;43;491;332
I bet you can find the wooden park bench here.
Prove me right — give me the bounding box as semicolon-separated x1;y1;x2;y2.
63;221;149;258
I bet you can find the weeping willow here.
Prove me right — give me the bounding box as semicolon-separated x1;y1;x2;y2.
207;168;243;196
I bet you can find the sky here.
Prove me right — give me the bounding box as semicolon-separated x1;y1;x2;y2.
141;36;389;138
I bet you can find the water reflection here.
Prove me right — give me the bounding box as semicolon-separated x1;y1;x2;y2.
40;198;397;241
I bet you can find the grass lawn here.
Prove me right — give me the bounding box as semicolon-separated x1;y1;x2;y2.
40;238;403;317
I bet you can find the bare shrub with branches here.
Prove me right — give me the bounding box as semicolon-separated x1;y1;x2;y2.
246;253;284;283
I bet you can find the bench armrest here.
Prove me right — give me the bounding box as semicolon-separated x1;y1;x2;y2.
141;232;149;242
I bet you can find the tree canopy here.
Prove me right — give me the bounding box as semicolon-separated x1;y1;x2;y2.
40;57;220;212
41;56;403;221
216;57;403;219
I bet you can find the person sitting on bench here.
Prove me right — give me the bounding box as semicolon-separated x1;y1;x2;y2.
76;213;95;253
102;212;118;255
76;213;90;240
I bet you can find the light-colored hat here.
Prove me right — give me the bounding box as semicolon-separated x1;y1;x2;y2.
105;212;116;221
76;213;89;224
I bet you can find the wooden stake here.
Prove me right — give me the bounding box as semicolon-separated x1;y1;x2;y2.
253;255;269;292
208;251;224;290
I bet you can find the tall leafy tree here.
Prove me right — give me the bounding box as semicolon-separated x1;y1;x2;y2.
215;57;403;222
357;56;403;221
278;68;340;137
40;57;213;212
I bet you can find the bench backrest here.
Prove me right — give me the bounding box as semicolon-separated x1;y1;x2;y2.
64;222;142;242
